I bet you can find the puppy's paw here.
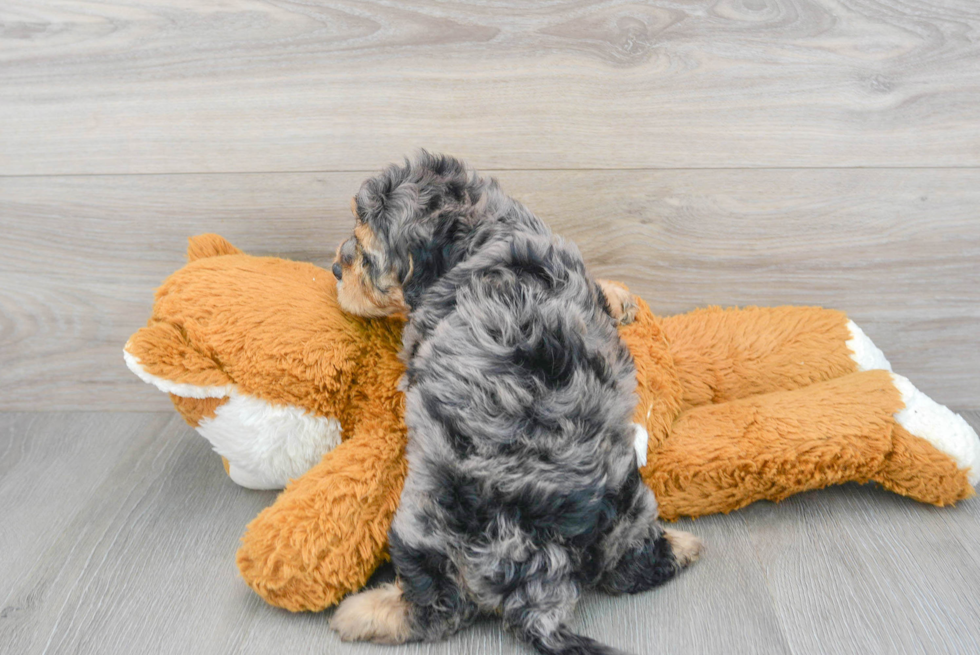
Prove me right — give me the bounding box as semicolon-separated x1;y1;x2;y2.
597;279;638;325
329;583;411;644
664;529;702;568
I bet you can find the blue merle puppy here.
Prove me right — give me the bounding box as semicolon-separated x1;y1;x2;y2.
328;152;701;655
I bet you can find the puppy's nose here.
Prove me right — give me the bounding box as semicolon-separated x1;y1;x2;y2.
332;263;343;281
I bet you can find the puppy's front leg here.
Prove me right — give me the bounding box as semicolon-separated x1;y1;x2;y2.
597;279;638;325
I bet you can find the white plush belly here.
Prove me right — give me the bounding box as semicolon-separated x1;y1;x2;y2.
198;393;342;489
125;349;341;489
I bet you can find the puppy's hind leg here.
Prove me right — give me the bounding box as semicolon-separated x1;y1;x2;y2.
329;581;412;644
330;529;480;644
600;527;701;596
600;482;701;596
388;528;480;642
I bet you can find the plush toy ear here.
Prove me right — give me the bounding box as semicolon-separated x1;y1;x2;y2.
187;233;243;262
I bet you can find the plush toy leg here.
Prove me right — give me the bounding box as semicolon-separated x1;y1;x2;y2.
236;420;407;612
643;370;976;520
661;306;886;410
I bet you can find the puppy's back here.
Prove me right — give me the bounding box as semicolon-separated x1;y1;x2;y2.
402;230;640;541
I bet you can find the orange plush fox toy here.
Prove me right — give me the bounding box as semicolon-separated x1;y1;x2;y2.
126;234;979;613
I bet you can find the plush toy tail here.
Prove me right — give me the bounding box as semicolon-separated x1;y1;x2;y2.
187;233;243;261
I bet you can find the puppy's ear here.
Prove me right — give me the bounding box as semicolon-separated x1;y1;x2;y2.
401;241;438;309
400;213;477;309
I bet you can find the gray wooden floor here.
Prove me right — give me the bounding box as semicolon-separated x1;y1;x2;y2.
2;1;980;653
3;412;980;655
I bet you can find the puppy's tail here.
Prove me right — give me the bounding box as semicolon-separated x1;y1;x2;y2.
527;626;629;655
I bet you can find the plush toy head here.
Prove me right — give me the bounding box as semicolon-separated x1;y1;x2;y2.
125;234;406;489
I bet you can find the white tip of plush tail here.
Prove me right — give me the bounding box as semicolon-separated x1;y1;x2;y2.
846;320;893;372
846;322;979;486
891;374;980;486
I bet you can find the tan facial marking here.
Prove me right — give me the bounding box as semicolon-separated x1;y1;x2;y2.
354;221;375;247
335;223;409;318
329;582;412;644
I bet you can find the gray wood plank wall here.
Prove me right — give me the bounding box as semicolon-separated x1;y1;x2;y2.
2;0;979;173
2;1;978;412
2;169;978;410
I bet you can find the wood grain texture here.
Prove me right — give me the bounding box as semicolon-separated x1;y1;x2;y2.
744;413;980;654
2;168;977;411
2;0;979;174
0;413;172;602
745;487;980;655
0;412;278;655
2;411;978;654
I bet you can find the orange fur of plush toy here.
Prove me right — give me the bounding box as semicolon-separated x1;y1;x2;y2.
126;234;975;613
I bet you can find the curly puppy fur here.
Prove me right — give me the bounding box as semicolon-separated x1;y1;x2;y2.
330;152;699;655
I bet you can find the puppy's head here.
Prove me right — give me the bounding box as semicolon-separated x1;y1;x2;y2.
333;151;489;316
